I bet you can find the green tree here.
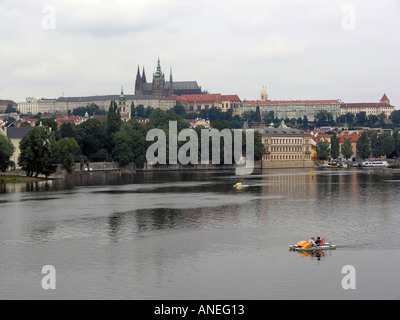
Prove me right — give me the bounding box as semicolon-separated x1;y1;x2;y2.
107;100;122;139
341;138;354;160
357;131;371;160
303;115;309;127
368;115;379;127
113;130;134;167
297;117;303;125
337;114;346;125
378;112;386;127
52;138;79;174
253;131;266;161
378;132;394;158
19;127;57;177
129;127;148;168
391;110;400;126
315;140;331;161
135;105;145;118
315;111;327;127
173;105;186;117
392;130;400;157
6;104;17;114
0;135;15;171
145;106;154;118
356;112;367;126
368;130;381;158
35;118;58;133
59;122;76;139
147;109;190;132
72;103;106;117
130;103;136;118
331;133;340;159
211;120;229;131
75;119;108;160
113;122;148;168
345;113;355;124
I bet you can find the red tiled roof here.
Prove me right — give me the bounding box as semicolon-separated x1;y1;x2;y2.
221;95;241;101
243;99;341;105
341;103;394;108
338;131;362;142
380;93;389;102
312;135;332;143
177;94;241;103
177;94;221;102
92;115;108;122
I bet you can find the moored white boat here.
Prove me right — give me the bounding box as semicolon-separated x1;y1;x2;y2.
361;160;389;168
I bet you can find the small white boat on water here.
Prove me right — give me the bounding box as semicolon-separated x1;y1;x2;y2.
361;160;389;168
289;244;337;251
289;239;337;251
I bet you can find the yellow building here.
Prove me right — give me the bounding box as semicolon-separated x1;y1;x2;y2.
0;126;33;168
259;123;313;168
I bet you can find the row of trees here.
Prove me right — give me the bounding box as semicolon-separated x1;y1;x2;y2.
242;109;400;130
315;134;354;161
315;130;400;161
313;110;400;129
356;130;400;160
6;101;265;176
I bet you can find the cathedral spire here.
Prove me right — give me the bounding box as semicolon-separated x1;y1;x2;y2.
120;86;125;101
154;57;164;77
136;65;141;78
142;66;147;83
135;65;143;94
170;67;173;83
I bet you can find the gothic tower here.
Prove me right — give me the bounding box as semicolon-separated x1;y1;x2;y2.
135;66;143;95
152;58;166;98
142;66;147;83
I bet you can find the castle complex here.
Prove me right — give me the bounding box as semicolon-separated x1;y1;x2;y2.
135;58;202;98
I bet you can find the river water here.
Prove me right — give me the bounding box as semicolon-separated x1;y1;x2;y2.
0;168;399;300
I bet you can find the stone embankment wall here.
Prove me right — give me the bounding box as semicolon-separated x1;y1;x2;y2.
75;161;263;173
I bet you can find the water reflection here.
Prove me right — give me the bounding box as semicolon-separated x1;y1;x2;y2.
294;250;335;261
0;180;54;193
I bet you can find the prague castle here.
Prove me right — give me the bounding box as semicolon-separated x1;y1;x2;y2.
135;58;202;98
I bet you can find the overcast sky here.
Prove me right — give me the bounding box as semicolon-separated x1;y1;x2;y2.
1;0;399;108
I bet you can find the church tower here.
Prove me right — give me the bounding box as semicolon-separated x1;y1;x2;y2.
261;86;268;101
118;87;131;122
152;58;166;98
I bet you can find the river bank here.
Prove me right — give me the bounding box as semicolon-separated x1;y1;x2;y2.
0;175;50;184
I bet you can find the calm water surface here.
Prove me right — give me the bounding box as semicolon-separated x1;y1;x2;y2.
0;168;399;299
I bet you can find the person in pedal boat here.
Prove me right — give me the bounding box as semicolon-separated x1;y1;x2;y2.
315;237;322;246
309;237;316;247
